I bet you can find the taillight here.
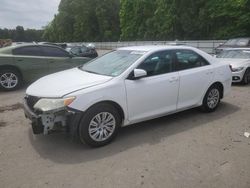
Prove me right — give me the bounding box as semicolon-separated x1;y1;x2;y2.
229;65;233;72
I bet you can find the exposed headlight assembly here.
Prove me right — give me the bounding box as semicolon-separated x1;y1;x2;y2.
34;97;76;112
231;67;244;72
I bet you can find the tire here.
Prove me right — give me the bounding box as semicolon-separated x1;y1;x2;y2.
241;68;250;85
0;69;22;91
201;85;221;113
78;103;121;147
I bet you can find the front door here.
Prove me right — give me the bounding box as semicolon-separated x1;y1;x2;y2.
125;50;179;123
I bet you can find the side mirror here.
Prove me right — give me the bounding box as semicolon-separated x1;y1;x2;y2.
133;69;147;79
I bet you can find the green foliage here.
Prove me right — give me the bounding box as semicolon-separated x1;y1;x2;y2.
43;0;120;42
42;0;250;41
205;0;250;39
120;0;250;40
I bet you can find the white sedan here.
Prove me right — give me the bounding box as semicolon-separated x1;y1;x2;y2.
216;48;250;84
23;46;232;147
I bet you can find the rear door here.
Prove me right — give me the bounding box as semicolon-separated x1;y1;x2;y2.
13;46;49;82
173;49;214;109
40;46;76;74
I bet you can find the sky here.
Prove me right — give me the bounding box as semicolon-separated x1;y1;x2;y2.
0;0;61;29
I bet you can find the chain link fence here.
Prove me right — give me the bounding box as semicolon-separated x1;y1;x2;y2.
80;40;226;54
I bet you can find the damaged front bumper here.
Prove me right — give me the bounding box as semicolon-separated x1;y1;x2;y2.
23;99;72;135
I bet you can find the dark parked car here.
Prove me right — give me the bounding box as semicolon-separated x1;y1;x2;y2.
66;44;98;58
215;38;250;54
0;44;90;91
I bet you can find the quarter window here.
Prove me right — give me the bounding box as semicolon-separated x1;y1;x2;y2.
174;50;209;71
138;51;173;76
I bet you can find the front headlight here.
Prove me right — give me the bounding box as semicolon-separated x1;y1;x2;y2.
34;97;76;112
231;67;244;72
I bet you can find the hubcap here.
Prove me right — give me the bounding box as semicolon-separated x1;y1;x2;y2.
0;73;18;89
207;88;220;109
88;112;116;142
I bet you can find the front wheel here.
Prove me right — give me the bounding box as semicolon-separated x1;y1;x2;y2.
201;85;221;112
78;103;121;147
0;69;22;91
241;68;250;85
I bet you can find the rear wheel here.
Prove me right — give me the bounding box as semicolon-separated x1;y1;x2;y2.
78;103;121;147
201;85;221;112
0;69;22;91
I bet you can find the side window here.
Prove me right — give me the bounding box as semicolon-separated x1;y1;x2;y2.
137;51;173;77
81;46;89;52
174;50;209;71
71;47;81;55
13;46;42;56
41;46;69;57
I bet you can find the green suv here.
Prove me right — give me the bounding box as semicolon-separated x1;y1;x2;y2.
0;44;91;91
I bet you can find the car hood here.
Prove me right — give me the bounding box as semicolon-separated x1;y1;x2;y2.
26;68;113;98
217;58;250;68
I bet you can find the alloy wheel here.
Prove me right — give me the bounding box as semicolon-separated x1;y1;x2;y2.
88;112;116;142
207;88;220;109
0;73;18;89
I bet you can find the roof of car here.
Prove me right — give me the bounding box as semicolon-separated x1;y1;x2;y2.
0;43;66;54
118;45;195;52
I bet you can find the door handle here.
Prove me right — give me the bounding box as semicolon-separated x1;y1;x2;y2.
169;77;179;82
17;59;23;62
206;71;213;75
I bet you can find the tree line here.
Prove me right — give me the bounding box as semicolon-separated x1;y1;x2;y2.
1;0;250;42
119;0;250;41
0;26;43;42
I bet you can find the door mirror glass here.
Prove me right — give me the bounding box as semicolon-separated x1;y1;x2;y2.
134;69;147;79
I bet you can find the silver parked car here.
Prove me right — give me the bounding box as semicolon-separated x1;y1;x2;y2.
217;48;250;84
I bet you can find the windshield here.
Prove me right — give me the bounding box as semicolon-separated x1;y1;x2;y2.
224;39;249;46
224;39;238;46
217;50;250;59
80;50;145;77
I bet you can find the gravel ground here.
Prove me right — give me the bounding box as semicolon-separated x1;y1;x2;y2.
0;81;250;187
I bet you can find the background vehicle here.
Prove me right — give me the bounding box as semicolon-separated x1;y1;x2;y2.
217;48;250;84
0;39;12;48
0;44;90;91
215;38;250;54
24;46;232;147
66;44;98;58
